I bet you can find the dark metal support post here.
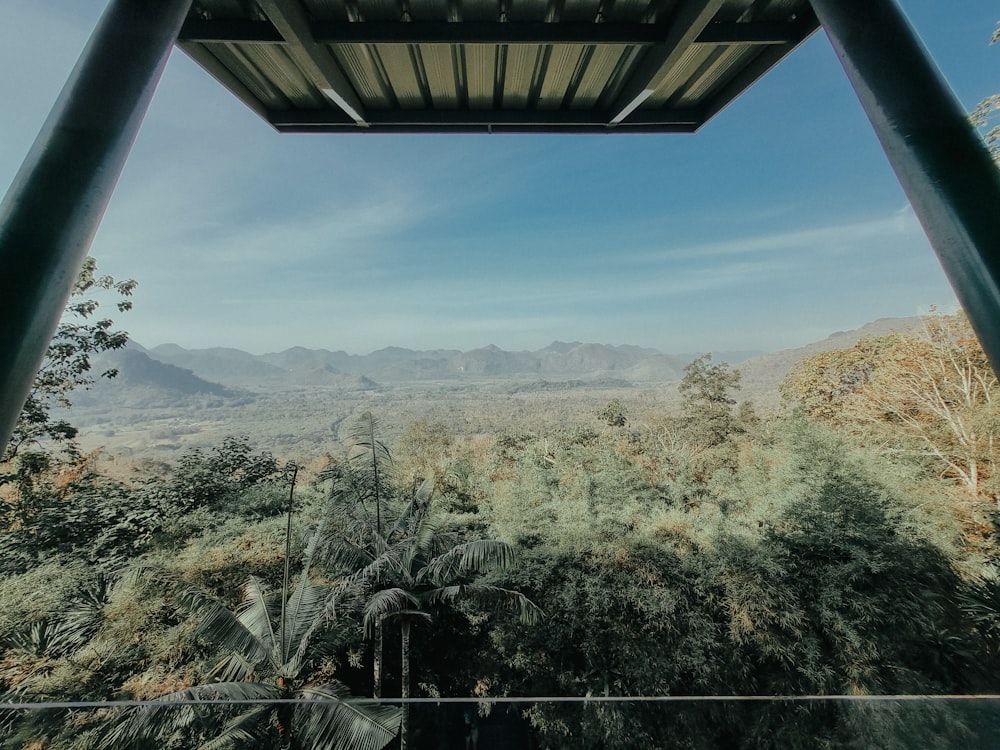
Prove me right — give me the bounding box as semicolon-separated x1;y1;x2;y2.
810;0;1000;371
0;0;192;452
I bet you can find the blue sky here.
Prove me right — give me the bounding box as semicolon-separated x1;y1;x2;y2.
1;2;997;355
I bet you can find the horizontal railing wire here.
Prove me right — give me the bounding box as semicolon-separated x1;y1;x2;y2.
4;694;1000;711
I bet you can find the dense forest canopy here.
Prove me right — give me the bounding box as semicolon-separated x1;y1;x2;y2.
2;292;1000;748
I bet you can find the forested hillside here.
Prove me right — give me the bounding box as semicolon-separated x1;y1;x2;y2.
2;311;998;749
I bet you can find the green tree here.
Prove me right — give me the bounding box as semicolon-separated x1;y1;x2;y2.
169;436;282;515
678;354;742;448
325;481;539;749
780;335;896;423
970;22;1000;165
483;420;984;748
595;399;628;428
783;313;1000;543
347;412;394;538
2;257;135;466
320;412;397;700
100;528;399;750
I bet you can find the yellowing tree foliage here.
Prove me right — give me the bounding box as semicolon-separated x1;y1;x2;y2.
784;313;1000;507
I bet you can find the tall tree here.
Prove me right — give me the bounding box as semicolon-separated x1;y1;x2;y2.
325;481;539;749
99;479;400;750
3;257;135;465
347;412;394;538
784;313;999;501
678;354;742;448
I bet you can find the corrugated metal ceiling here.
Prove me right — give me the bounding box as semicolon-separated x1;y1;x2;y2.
178;0;819;133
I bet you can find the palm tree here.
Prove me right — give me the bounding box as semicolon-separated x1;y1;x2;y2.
323;411;396;699
100;472;400;750
325;481;540;749
347;411;394;538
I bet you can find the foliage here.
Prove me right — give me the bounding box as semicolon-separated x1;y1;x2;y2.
322;420;539;748
2;353;999;750
167;436;283;517
0;467;157;574
396;420;455;489
969;22;1000;165
98;528;399;750
0;437;284;575
595;399;628;428
2;258;135;466
782;312;1000;554
481;419;988;748
677;354;744;448
344;412;395;537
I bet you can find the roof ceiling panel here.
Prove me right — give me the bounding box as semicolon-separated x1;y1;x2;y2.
355;0;407;22
252;43;329;107
420;44;461;107
374;44;427;106
537;44;586;110
509;0;555;22
331;43;394;104
180;0;819;133
501;43;542;108
464;45;499;108
673;43;756;106
202;42;292;109
572;44;632;108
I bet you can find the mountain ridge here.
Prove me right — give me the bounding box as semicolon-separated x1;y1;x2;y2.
86;316;924;409
138;339;760;387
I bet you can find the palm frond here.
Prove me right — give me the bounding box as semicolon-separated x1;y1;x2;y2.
98;682;279;750
281;581;335;669
420;539;516;585
362;588;422;638
209;650;258;683
323;536;376;576
348;412;393;468
385;497;420;540
410;507;441;554
299;519;327;572
350;537;412;584
198;705;272;750
236;577;279;656
428;584;542;625
174;583;274;673
413;478;434;506
296;684;400;750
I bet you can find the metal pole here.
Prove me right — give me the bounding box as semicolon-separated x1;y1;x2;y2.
0;0;192;453
810;0;1000;371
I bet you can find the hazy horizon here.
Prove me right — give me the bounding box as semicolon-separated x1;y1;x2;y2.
127;311;927;360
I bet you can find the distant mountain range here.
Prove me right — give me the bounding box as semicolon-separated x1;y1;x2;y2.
130;340;761;390
80;317;923;408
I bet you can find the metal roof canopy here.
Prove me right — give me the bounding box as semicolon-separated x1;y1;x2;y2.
177;0;820;133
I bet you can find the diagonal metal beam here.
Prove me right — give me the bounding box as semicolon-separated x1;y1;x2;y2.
0;0;193;453
811;0;1000;373
608;0;725;125
255;0;367;125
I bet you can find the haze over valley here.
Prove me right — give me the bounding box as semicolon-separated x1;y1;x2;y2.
69;317;921;461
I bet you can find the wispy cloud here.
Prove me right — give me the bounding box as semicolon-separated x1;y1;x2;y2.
629;206;925;264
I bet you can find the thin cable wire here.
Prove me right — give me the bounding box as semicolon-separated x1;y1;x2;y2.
4;694;1000;711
